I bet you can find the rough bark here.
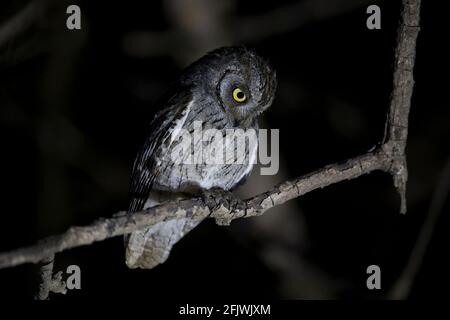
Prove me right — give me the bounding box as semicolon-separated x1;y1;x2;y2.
0;150;394;269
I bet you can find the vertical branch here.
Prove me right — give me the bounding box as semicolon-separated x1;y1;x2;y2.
389;158;450;299
383;0;422;213
35;255;66;300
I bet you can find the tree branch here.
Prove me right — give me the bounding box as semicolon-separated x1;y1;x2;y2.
0;151;388;269
382;0;421;213
34;255;66;300
0;0;421;275
389;156;450;299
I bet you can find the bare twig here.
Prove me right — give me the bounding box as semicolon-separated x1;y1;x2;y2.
382;0;422;213
389;157;450;299
35;255;66;300
0;0;421;275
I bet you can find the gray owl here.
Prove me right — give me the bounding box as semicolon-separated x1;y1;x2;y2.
126;46;277;269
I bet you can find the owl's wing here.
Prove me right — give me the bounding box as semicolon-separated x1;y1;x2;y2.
128;88;193;212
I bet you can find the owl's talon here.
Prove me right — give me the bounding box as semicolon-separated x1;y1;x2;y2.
201;188;244;213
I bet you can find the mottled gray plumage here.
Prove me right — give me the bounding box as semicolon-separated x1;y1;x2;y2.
125;46;277;269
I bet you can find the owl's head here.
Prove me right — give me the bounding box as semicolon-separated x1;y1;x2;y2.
180;46;277;126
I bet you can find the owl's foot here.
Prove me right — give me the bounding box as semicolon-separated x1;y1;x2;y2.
201;187;246;214
202;188;246;226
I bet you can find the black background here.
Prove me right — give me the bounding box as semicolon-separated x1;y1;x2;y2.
0;0;448;300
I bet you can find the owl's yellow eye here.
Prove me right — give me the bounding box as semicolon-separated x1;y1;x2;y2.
232;88;247;103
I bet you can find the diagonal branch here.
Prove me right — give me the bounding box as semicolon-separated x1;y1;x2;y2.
0;0;421;271
0;151;388;269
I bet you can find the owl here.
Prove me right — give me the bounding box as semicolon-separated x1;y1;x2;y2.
126;46;277;269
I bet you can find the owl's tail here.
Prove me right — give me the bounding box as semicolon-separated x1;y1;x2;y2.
125;191;203;269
